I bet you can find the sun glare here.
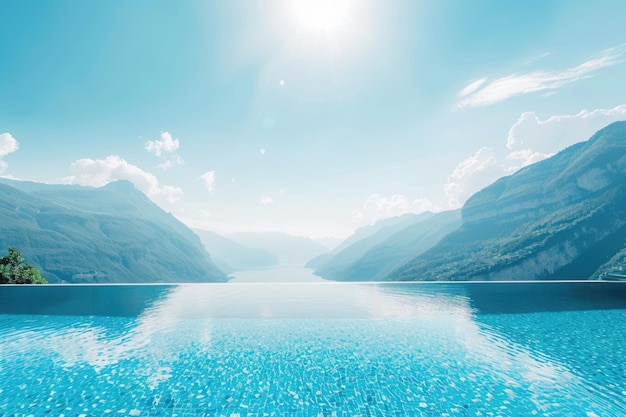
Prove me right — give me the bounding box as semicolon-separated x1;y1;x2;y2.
293;0;351;33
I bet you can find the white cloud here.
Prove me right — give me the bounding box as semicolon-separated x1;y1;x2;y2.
352;193;441;226
260;195;274;205
145;132;184;169
63;155;183;203
444;147;499;208
0;133;19;156
449;146;496;180
0;132;19;173
505;149;554;171
199;171;215;194
145;132;179;156
260;148;266;155
456;44;626;108
507;105;626;153
438;105;626;209
500;104;626;173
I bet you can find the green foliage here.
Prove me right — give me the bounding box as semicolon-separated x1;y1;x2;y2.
0;247;47;284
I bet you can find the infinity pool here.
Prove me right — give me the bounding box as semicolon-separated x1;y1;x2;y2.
0;282;625;416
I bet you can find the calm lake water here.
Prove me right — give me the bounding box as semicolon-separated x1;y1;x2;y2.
228;267;328;283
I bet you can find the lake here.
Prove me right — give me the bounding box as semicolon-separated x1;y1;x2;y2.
228;266;328;283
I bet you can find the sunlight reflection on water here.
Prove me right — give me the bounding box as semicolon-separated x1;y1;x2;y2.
0;282;625;416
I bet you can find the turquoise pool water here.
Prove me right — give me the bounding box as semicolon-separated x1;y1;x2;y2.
0;282;625;416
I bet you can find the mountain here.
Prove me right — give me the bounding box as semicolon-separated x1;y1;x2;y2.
229;232;327;266
314;236;344;251
311;211;435;280
194;228;278;273
332;212;430;254
389;121;626;281
338;210;462;281
304;253;334;269
0;179;227;283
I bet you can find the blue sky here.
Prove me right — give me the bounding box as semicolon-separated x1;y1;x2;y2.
1;0;626;238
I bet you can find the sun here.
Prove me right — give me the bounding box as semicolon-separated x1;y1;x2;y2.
292;0;351;33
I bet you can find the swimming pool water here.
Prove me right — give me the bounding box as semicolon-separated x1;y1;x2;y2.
0;282;625;416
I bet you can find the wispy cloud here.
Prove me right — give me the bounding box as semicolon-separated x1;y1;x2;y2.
63;155;183;203
524;51;550;66
260;195;274;205
0;132;19;174
199;171;215;194
145;132;185;169
456;44;626;108
457;78;487;98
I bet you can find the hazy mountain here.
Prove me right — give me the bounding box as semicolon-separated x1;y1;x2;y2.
311;211;435;279
194;229;278;273
304;253;334;269
389;121;626;281
314;236;344;251
229;232;327;266
338;210;462;281
331;212;431;254
0;179;227;283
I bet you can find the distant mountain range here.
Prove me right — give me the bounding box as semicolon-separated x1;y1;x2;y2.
193;229;278;273
310;121;626;281
308;211;439;280
0;179;227;283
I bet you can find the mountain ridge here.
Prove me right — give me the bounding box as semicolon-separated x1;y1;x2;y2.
389;121;626;281
0;179;227;283
311;211;436;280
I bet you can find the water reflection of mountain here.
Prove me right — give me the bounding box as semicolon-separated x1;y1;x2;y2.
0;285;174;316
376;281;626;314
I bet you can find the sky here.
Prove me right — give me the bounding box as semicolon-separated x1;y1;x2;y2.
1;0;626;239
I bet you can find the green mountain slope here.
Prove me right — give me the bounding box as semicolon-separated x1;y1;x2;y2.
331;212;432;254
339;210;462;281
312;212;435;280
390;121;626;281
0;179;227;283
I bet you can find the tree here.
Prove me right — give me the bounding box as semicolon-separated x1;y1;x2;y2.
0;247;47;284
